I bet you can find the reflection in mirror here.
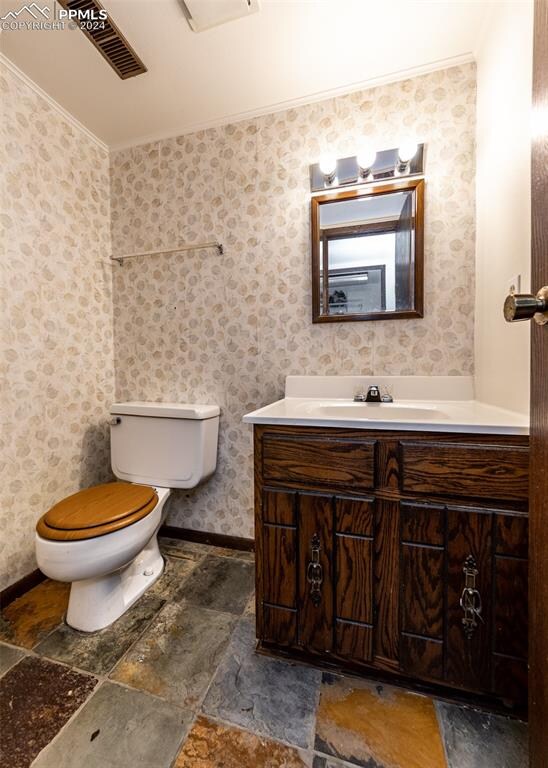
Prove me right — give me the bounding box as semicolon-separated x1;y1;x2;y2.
312;180;424;322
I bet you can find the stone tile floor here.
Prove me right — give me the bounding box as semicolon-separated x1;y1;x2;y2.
0;538;528;768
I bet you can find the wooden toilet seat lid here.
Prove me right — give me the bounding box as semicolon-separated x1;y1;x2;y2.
36;482;158;541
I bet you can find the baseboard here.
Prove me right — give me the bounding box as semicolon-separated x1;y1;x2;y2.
160;525;254;552
0;569;46;609
0;531;254;609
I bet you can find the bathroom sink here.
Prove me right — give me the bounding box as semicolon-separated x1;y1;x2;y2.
242;376;529;435
309;402;449;420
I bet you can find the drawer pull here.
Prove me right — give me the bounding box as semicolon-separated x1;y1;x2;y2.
460;554;483;639
307;533;323;607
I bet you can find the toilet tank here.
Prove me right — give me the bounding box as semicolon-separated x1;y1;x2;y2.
109;402;220;489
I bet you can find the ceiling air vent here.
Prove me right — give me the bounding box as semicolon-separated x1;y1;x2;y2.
57;0;147;80
181;0;260;32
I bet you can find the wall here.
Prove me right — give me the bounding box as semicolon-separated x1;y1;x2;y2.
111;63;477;539
474;1;534;414
0;63;114;589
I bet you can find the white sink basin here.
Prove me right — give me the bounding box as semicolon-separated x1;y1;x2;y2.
308;402;449;421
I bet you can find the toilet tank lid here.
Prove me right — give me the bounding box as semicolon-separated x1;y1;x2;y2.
110;401;220;419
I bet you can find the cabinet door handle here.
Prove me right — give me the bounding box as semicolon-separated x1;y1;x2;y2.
307;533;323;607
459;554;483;639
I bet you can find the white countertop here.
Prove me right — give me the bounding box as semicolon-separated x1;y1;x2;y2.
242;377;528;435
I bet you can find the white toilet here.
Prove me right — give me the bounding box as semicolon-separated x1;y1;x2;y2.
35;402;220;632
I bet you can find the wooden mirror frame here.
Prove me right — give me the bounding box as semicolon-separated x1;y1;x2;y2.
311;178;425;323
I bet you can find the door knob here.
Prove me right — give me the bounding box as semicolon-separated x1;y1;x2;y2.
503;286;548;325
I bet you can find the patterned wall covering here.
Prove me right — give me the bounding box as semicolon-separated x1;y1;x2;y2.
111;63;476;539
0;64;114;589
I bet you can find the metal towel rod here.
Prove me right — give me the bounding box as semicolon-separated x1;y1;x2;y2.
110;241;224;266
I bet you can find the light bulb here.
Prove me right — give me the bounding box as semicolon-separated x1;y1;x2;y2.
319;155;337;177
398;141;418;164
357;147;376;171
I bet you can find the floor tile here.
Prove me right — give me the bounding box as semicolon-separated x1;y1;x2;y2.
158;536;254;563
202;617;321;750
436;701;528;768
173;715;312;768
209;545;255;563
35;593;164;675
176;554;255;614
0;655;97;768
32;681;190;768
148;556;198;601
244;592;256;615
110;602;235;708
0;642;25;676
314;673;446;768
313;756;361;768
0;580;70;649
159;537;210;562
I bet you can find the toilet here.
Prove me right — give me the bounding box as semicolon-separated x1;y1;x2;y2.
35;402;220;632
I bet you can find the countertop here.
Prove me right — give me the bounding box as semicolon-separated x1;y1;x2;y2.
242;377;528;435
242;397;529;435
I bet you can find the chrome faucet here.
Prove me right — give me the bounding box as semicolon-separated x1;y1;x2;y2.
365;385;381;402
354;385;393;403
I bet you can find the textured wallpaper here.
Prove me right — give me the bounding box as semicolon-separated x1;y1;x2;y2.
0;64;114;589
111;63;476;539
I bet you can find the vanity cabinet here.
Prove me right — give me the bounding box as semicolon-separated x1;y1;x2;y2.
254;425;529;707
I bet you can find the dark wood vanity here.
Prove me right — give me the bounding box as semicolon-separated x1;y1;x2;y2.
253;424;529;708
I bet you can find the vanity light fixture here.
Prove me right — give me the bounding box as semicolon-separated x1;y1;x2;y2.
309;143;424;192
397;141;418;172
319;155;337;184
357;147;377;178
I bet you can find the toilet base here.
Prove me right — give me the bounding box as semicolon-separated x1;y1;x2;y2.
66;534;165;632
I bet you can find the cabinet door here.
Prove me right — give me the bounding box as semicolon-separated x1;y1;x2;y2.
298;493;334;653
335;497;375;663
400;503;493;691
445;507;492;692
400;502;445;682
261;490;298;646
492;513;528;705
400;502;528;701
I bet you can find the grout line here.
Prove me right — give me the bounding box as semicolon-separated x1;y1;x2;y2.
195;612;324;756
2;644;100;681
103;561;200;674
200;711;316;759
0;638;31;653
106;600;175;685
434;699;451;768
29;677;104;767
167;710;200;768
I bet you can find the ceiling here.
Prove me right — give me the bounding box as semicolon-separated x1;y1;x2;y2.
0;0;491;149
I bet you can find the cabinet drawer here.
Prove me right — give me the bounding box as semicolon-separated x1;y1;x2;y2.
401;441;529;502
263;435;375;492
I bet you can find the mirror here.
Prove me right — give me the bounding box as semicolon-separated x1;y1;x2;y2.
311;179;424;322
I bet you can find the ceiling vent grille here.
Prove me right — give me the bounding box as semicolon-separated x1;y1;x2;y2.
57;0;147;80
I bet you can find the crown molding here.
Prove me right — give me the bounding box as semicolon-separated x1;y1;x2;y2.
0;52;108;153
110;52;475;152
0;49;475;154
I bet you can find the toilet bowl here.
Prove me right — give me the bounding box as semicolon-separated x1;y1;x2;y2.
35;401;220;632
